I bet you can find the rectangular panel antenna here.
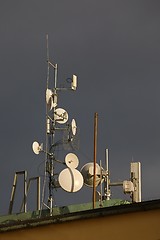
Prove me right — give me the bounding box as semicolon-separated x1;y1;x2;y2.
130;162;141;202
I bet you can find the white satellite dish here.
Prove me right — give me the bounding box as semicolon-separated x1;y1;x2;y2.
65;153;79;169
54;108;68;124
80;162;104;187
71;119;77;136
58;168;84;192
46;89;57;110
32;141;43;155
46;89;53;104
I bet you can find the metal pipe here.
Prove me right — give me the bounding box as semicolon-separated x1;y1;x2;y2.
24;171;27;213
37;177;41;211
20;176;41;212
9;171;27;214
100;160;103;207
93;112;98;209
105;148;110;200
8;174;17;214
109;182;123;186
54;64;58;89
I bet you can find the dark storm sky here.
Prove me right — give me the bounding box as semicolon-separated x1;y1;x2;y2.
0;1;160;214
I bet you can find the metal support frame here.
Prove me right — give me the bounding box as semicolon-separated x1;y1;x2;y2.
20;176;41;212
9;171;41;214
8;171;27;214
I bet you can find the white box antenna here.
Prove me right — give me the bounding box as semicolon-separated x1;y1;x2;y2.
71;75;77;90
130;162;141;202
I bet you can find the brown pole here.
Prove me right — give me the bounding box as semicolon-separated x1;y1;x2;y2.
93;112;98;209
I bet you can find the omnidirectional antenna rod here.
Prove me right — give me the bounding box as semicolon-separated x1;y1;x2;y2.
104;148;110;200
93;112;98;209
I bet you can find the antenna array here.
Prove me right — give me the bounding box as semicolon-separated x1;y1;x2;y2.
32;36;141;215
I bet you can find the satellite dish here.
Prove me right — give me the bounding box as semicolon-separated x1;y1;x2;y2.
81;162;104;187
46;89;57;110
46;89;53;104
65;153;79;169
71;119;77;136
32;141;43;155
58;168;84;192
54;108;68;124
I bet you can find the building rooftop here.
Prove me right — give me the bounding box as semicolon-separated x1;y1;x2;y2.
1;199;160;233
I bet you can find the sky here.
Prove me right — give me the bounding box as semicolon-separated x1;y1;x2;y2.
0;1;160;215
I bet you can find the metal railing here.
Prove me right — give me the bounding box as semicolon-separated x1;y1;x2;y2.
8;171;40;214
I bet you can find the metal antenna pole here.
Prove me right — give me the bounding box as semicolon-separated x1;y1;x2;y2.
54;64;58;89
93;112;98;209
44;34;58;215
38;35;78;215
48;65;57;216
100;160;103;207
104;148;110;200
46;34;50;89
48;53;58;215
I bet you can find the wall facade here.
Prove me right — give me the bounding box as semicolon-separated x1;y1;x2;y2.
0;208;160;240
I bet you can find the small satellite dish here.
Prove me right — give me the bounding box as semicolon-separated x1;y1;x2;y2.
32;141;43;155
54;108;68;124
46;89;57;110
58;168;84;192
65;153;79;169
81;162;104;187
46;89;53;104
71;119;77;136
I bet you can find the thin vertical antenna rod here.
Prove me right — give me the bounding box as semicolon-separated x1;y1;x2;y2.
104;148;110;200
100;159;103;207
105;149;109;172
46;34;50;89
93;112;98;209
54;64;58;89
46;33;50;155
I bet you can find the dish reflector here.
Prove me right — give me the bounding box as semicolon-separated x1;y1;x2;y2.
65;153;79;169
54;108;68;124
32;141;42;155
81;162;103;187
46;89;57;110
58;168;83;192
71;119;77;136
46;89;53;104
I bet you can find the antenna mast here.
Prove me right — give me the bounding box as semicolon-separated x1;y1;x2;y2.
32;35;80;216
